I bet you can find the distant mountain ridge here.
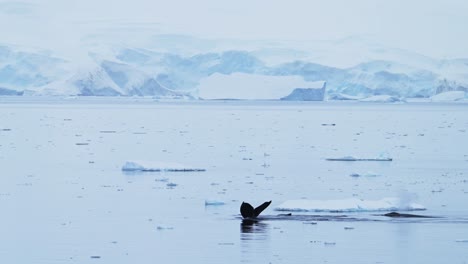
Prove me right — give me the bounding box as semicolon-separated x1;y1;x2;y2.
0;44;467;99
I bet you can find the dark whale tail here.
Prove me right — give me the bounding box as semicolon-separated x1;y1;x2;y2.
240;201;272;218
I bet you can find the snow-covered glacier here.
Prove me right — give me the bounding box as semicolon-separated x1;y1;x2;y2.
0;42;467;100
197;72;325;100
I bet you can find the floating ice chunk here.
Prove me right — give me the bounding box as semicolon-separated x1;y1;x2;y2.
359;95;403;103
328;93;363;101
455;239;468;243
275;197;426;212
350;172;380;177
326;156;392;161
122;160;206;172
205;200;226;206
156;226;174;230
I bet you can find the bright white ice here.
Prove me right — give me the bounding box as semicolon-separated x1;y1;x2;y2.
275;197;426;212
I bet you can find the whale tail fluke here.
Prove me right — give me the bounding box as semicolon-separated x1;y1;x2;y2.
240;201;272;218
253;201;272;217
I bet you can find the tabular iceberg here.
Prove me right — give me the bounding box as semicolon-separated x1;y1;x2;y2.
275;197;426;212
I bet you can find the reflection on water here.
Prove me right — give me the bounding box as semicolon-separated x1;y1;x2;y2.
240;220;269;239
240;220;270;263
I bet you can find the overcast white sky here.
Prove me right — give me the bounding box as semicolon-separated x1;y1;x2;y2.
1;0;467;59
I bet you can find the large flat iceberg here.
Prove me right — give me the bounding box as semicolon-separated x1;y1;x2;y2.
122;160;206;172
275;197;426;212
197;72;325;100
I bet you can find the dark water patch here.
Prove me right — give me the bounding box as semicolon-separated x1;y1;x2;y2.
237;214;380;222
235;214;468;224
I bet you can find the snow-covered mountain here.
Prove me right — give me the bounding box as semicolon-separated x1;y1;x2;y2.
197;72;325;100
0;41;467;100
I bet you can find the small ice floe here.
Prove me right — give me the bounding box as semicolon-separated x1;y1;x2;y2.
99;130;117;133
344;227;355;230
327;156;392;162
359;95;403;103
350;172;380;177
122;160;206;172
275;197;425;212
156;226;174;230
328;93;362;101
218;242;235;246
155;178;169;182
324;242;336;246
166;183;177;188
455;239;468;243
205;200;225;206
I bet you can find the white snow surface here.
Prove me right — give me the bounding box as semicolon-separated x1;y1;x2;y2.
2;43;468;99
197;73;325;100
122;160;206;172
275;197;426;212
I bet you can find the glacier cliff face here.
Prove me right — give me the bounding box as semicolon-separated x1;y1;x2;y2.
0;44;467;100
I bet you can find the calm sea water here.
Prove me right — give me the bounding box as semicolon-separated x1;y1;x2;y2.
1;98;467;263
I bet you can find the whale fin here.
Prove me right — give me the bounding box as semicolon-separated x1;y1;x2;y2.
240;202;255;218
253;200;272;217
